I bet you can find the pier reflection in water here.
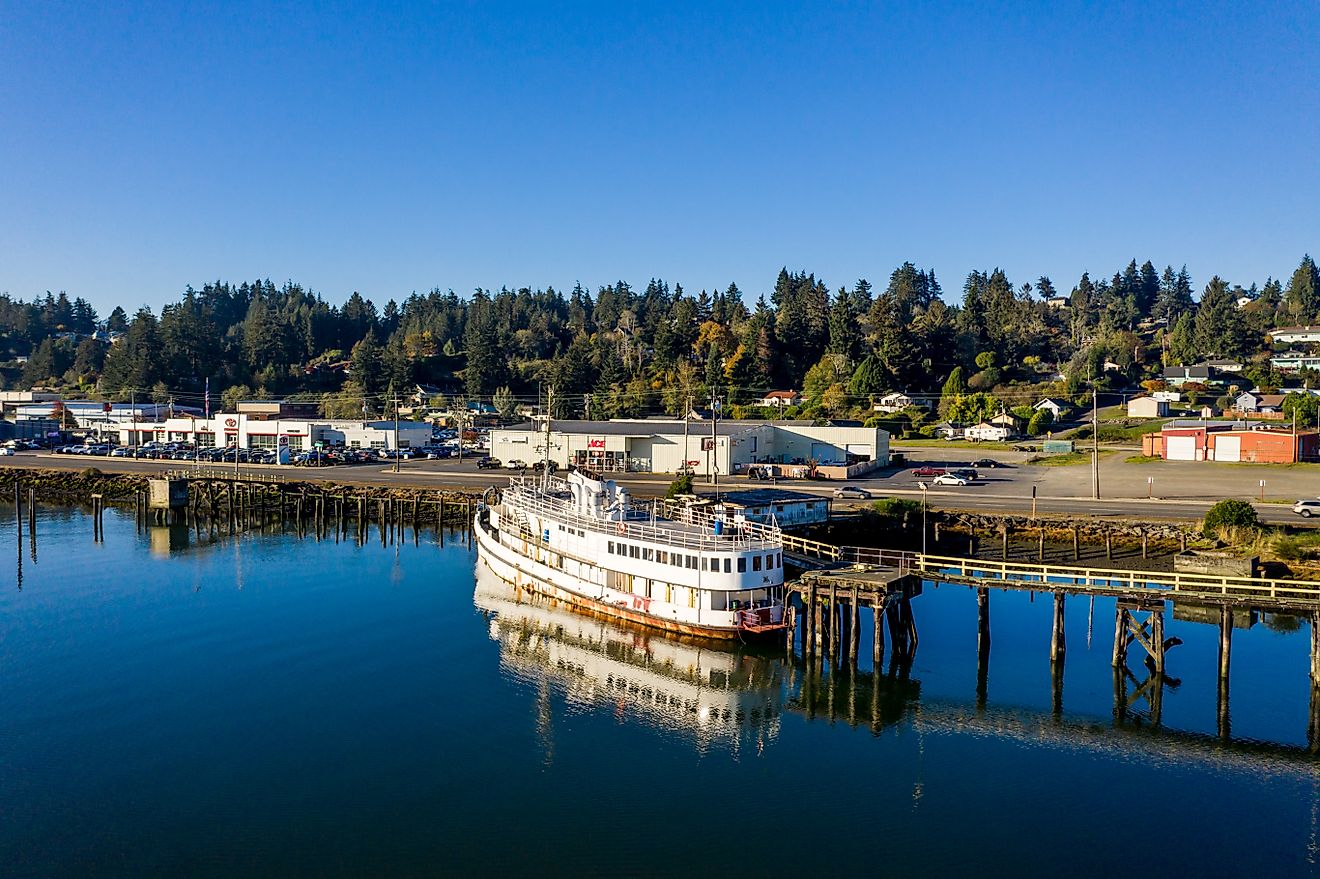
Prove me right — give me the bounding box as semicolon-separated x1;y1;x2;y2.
5;505;1320;877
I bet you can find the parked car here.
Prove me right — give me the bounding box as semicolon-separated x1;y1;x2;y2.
530;461;558;474
476;457;502;470
0;447;13;456
833;486;871;499
911;466;946;477
972;458;1003;469
505;459;527;470
1293;499;1320;518
746;465;773;480
948;468;978;481
932;474;969;486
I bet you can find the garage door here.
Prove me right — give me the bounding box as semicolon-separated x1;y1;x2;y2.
1166;435;1197;461
1213;435;1241;462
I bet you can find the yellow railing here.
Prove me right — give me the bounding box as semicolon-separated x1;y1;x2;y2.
911;553;1320;605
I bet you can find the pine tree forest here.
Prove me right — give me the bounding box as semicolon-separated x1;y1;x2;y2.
2;256;1318;433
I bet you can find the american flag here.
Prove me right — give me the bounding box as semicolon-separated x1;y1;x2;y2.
204;377;210;418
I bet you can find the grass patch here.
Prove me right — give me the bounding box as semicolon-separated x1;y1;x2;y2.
1124;454;1162;464
1069;420;1169;443
1027;450;1116;467
891;439;1021;451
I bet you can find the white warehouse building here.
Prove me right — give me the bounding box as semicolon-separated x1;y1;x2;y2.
490;419;889;477
113;413;431;451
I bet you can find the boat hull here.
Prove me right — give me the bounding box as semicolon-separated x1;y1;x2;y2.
475;514;786;642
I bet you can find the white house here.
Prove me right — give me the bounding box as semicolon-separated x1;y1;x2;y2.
933;422;962;439
757;390;801;409
1033;398;1067;419
965;422;1014;442
872;391;916;413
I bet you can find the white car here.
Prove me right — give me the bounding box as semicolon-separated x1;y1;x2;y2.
932;473;968;486
1293;499;1320;518
0;447;13;456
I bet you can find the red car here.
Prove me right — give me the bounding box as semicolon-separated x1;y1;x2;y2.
911;466;946;477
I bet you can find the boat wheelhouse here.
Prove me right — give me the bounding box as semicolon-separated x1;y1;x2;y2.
474;469;788;639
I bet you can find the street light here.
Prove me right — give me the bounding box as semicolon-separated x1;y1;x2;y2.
917;481;929;556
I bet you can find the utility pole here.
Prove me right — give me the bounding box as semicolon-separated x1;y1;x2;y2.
709;393;719;490
393;394;401;473
455;398;465;465
1091;386;1100;499
543;384;554;480
682;394;691;477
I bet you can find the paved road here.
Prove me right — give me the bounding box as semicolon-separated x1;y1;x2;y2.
4;449;1312;526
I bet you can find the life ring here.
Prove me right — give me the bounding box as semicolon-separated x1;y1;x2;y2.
615;521;625;535
482;486;499;505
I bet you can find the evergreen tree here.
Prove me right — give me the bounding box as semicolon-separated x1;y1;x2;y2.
1285;255;1320;321
350;329;384;396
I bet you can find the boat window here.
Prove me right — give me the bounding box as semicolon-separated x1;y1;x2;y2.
643;548;653;561
752;555;762;571
658;551;667;564
686;555;696;569
723;558;731;574
708;557;719;572
630;545;640;559
608;541;615;554
765;554;774;569
737;557;747;573
777;553;782;568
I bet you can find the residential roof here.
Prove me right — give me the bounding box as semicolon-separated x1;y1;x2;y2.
760;390;799;400
1164;364;1211;377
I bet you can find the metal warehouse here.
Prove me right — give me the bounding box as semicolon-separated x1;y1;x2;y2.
490;419;889;477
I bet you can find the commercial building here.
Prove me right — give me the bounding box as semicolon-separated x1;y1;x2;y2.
490;419;888;477
1142;420;1317;463
113;413;431;451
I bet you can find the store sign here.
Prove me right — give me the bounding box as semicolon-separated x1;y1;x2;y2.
224;417;237;428
701;438;715;451
588;438;606;449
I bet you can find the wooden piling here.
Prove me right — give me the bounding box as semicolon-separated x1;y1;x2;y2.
1072;526;1080;561
872;597;885;668
1311;610;1320;689
1105;532;1112;560
1001;523;1008;560
1037;527;1044;561
1112;607;1129;668
849;585;860;667
1141;532;1148;559
828;582;838;662
1151;610;1166;676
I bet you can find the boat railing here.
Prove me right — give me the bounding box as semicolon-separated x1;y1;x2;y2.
500;483;781;552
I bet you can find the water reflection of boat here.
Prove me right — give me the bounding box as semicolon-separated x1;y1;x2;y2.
475;558;784;745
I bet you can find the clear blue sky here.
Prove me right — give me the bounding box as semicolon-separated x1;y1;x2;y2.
1;1;1316;315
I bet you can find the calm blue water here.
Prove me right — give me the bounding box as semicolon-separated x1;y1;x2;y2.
3;507;1319;877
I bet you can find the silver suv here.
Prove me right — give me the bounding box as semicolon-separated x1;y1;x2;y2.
1293;499;1320;518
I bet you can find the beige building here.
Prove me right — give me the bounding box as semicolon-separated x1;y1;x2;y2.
490;419;888;476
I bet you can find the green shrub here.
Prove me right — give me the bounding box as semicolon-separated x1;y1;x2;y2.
870;497;922;526
79;467;104;478
1203;499;1259;536
666;473;694;498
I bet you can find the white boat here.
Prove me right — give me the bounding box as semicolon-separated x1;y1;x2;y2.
474;469;788;640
